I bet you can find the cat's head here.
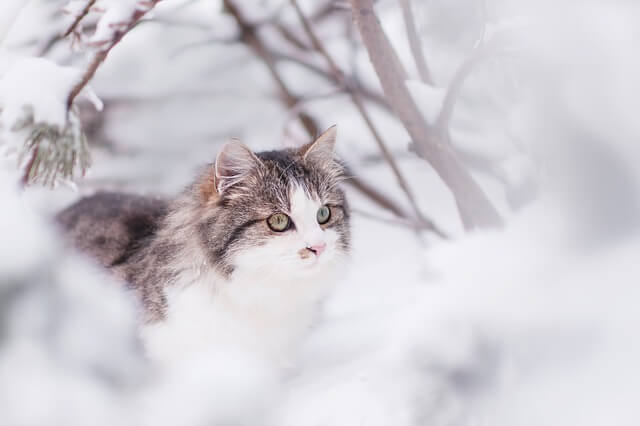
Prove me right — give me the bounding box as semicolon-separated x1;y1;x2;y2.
196;126;350;278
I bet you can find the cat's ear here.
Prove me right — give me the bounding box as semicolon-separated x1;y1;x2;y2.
212;140;262;195
302;125;337;166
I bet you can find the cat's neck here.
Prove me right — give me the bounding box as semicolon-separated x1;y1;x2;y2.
139;261;333;366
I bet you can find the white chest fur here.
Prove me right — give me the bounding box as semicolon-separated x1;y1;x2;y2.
140;267;334;366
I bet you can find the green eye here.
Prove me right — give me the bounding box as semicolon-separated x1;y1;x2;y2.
317;205;331;224
267;213;291;232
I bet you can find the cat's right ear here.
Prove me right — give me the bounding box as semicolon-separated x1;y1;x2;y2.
212;140;262;196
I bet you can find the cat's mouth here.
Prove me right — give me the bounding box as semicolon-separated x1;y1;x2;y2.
298;244;328;264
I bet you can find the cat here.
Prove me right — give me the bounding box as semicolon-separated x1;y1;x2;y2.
56;126;351;365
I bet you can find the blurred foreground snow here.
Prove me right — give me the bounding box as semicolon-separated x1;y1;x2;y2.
1;0;640;425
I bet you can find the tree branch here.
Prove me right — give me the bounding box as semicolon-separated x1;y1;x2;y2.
349;0;502;230
435;41;504;135
289;0;445;236
62;0;97;37
223;0;443;235
398;0;433;85
66;1;162;112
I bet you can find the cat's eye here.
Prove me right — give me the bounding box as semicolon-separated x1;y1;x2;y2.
316;205;331;225
267;213;291;232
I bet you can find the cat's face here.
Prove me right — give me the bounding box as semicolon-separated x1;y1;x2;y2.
197;127;350;279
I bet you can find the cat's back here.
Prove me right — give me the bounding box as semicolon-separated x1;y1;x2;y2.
56;192;168;268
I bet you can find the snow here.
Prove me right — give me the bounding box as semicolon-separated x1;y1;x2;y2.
0;51;81;129
88;1;141;48
0;1;27;44
405;79;446;125
1;0;640;425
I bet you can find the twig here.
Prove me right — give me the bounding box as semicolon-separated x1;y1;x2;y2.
349;0;502;230
352;208;447;237
398;0;433;85
289;0;441;234
274;22;312;50
66;1;162;112
62;0;97;37
223;0;318;136
223;0;432;232
271;51;390;111
434;44;493;135
434;4;511;137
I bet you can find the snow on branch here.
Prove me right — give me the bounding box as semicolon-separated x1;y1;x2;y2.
0;53;90;186
0;0;162;186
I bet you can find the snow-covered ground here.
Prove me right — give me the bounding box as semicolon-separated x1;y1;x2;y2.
1;0;639;425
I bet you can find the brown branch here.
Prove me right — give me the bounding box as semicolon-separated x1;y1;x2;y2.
271;51;390;112
289;0;446;236
223;0;317;135
223;0;439;234
274;23;312;50
62;0;97;37
66;1;162;112
399;0;433;85
349;0;502;230
351;208;441;231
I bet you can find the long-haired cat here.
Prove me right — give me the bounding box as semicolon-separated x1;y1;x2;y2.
56;126;350;364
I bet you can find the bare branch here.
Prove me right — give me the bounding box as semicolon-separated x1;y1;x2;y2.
274;22;312;50
223;0;439;233
398;0;433;85
435;39;506;134
289;0;443;234
352;208;448;237
271;51;390;111
222;0;317;135
349;0;502;230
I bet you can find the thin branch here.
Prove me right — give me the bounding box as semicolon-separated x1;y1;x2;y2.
435;41;509;134
274;22;312;50
271;51;390;111
435;1;495;136
289;0;443;234
352;208;447;236
66;1;162;112
223;0;317;135
349;0;502;230
170;34;240;58
223;0;434;232
398;0;433;85
62;0;97;37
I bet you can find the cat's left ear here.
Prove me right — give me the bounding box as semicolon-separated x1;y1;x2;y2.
214;140;262;194
302;125;337;166
199;140;261;201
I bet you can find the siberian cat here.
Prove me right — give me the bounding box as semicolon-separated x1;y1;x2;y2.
56;126;350;364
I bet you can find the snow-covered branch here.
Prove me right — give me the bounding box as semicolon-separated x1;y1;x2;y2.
0;0;162;186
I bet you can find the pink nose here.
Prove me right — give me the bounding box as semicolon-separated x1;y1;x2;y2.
306;242;327;256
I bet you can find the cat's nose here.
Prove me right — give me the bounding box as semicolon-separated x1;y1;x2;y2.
306;242;327;256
